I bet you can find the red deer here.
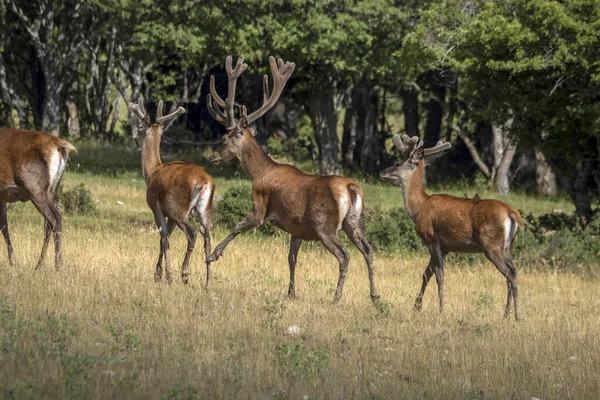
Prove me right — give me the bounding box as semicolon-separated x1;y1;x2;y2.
0;129;76;269
206;56;380;304
128;99;214;286
380;134;521;320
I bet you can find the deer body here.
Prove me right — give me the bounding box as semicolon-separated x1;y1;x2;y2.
0;129;76;269
380;135;521;320
206;56;379;304
129;100;214;286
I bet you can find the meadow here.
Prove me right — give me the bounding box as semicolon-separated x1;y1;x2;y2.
1;143;599;399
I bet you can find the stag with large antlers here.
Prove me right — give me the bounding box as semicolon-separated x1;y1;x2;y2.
380;135;521;320
128;100;214;286
0;129;76;269
206;56;380;304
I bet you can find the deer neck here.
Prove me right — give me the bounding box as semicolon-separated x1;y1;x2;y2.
140;134;162;183
402;164;429;220
239;138;275;180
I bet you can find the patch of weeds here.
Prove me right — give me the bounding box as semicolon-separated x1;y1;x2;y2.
105;324;139;352
225;342;247;383
60;351;94;395
473;323;492;338
463;389;494;399
373;299;392;318
276;341;330;379
59;183;97;215
472;292;495;311
5;380;38;400
162;383;199;400
36;313;79;356
263;297;287;328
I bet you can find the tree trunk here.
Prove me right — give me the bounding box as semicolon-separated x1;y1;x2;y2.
401;88;419;138
342;81;381;174
309;92;340;175
66;100;81;139
491;121;517;195
423;86;445;147
535;151;557;197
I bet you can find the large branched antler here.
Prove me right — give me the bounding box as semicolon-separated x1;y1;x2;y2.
207;55;295;129
246;56;295;124
129;97;151;129
156;100;185;125
392;134;451;160
207;56;248;129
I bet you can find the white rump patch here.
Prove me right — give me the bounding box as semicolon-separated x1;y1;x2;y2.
49;149;66;193
194;185;212;222
504;216;512;251
338;192;350;230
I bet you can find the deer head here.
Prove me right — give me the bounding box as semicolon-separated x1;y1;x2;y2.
380;134;451;185
128;98;185;146
207;55;295;165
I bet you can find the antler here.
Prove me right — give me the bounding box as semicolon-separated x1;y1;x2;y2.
246;56;295;124
207;56;248;129
392;134;420;157
129;97;148;123
424;140;452;156
156;100;185;125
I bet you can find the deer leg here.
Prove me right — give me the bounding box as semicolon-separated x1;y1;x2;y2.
207;209;265;263
484;251;519;320
287;237;302;299
198;218;212;289
0;202;15;266
175;220;197;285
29;193;60;270
36;220;52;270
343;218;380;303
414;260;434;311
153;211;171;282
319;234;350;304
430;243;446;313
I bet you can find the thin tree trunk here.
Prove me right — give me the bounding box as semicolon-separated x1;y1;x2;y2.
401;88;419;138
535;150;557;196
309;92;340;175
423;86;445;147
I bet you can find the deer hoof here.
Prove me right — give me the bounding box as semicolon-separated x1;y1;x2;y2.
182;274;189;285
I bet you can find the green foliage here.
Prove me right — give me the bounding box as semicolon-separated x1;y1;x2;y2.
373;299;393;318
60;183;97;215
162;384;199;400
364;207;421;252
262;297;287;329
276;342;330;379
214;186;279;236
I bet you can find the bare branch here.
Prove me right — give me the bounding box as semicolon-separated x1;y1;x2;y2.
455;126;491;178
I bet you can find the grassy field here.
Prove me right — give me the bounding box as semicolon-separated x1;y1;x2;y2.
1;144;599;399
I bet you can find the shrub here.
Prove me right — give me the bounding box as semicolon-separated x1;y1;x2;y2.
364;207;421;252
59;183;96;215
214;186;278;236
276;342;330;378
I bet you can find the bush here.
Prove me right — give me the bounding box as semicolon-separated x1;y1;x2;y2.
364;207;421;252
59;183;96;215
516;210;600;273
214;186;278;236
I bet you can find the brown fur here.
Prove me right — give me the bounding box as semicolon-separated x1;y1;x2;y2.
380;136;521;320
207;128;380;304
129;102;214;287
0;128;76;269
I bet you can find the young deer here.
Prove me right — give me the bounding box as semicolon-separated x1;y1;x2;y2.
0;129;76;270
380;134;521;320
128;100;214;286
206;56;380;304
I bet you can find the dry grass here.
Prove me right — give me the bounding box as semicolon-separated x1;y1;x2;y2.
0;172;598;400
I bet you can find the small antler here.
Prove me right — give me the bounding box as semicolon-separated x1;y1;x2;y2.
246;56;295;124
424;140;452;156
156;100;185;125
207;56;248;129
129;97;149;123
392;134;420;158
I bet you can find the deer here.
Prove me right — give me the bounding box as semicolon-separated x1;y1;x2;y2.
380;134;521;320
128;99;215;287
0;129;76;270
205;55;380;305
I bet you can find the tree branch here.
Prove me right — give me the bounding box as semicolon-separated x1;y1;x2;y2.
455;125;491;178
